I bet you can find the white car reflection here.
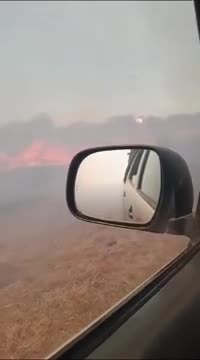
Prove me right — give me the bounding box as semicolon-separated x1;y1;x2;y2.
123;149;161;224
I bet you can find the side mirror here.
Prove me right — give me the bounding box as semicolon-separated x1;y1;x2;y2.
66;145;194;236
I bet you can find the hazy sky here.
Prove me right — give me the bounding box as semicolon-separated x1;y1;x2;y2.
0;1;199;125
75;149;129;189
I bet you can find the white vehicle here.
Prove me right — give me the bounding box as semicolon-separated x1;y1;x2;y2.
122;149;161;223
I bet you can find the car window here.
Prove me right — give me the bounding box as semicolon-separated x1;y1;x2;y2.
129;150;144;184
139;150;161;206
130;150;147;187
123;149;138;183
0;1;199;359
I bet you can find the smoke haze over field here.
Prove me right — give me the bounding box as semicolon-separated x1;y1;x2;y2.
1;111;200;154
0;0;199;206
0;111;200;210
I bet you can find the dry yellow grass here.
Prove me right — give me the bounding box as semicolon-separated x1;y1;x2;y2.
0;202;189;359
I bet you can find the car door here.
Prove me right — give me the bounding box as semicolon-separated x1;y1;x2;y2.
123;149;161;223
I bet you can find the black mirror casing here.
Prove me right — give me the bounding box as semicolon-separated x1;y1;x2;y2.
66;145;194;235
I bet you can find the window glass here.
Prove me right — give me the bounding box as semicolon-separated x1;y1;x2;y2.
130;150;147;187
140;151;161;204
0;1;199;358
129;150;144;185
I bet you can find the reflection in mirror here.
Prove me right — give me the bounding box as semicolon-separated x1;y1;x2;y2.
74;148;161;225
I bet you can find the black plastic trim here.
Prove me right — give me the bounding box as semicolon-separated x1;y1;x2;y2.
194;0;200;40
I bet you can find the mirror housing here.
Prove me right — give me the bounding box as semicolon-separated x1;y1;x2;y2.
66;145;194;235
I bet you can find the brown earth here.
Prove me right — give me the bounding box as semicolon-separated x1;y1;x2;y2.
0;202;189;359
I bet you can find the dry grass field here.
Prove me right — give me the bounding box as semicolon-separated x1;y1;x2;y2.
0;199;189;359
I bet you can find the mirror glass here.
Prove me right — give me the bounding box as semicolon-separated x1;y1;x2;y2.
74;148;161;225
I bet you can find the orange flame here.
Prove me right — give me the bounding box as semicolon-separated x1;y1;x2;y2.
0;140;74;171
